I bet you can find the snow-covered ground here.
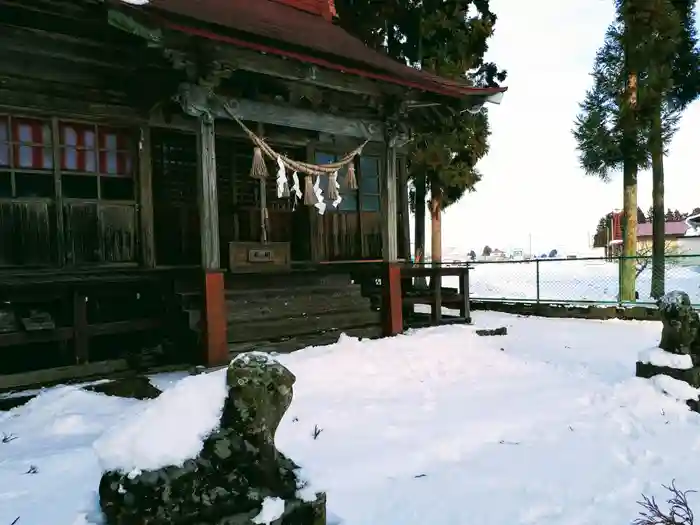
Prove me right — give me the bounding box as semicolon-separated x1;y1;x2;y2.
450;259;700;304
2;312;700;525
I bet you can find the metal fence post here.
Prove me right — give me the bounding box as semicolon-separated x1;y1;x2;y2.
535;259;541;304
617;256;623;306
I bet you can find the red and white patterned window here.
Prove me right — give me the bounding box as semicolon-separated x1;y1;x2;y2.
60;123;97;173
12;118;53;170
0;116;55;199
98;128;133;177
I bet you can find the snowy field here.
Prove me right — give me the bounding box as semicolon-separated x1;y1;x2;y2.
2;312;700;525
450;259;700;304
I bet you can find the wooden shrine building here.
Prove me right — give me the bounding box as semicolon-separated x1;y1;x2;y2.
0;0;506;387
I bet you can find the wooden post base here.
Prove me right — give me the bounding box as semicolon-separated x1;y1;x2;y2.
202;270;228;367
382;263;403;337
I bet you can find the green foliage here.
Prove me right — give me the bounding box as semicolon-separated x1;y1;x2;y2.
573;1;699;181
336;0;506;211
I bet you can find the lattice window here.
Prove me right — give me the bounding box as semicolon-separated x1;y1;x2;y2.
359;156;380;212
233;146;294;212
315;151;357;212
0;116;136;202
58;121;135;201
0;115;54;199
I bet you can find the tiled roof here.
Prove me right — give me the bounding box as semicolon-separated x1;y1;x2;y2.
120;0;507;100
637;221;689;237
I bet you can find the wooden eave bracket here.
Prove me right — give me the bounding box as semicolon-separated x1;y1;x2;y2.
107;8;164;47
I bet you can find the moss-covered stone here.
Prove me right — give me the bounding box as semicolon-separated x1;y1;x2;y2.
634;291;700;414
98;352;325;525
658;290;700;355
636;361;700;388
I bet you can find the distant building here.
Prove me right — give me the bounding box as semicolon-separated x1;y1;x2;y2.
607;219;689;257
678;214;700;257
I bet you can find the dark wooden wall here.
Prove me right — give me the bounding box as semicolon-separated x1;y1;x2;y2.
0;0;174;269
0;0;409;270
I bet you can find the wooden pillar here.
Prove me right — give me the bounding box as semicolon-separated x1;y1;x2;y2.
73;290;88;364
138;125;156;268
196;116;227;366
202;270;228;366
382;263;403;336
397;156;411;261
196;117;220;269
381;129;398;262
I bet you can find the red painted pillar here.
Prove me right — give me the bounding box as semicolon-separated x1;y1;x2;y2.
382;263;403;337
202;270;228;367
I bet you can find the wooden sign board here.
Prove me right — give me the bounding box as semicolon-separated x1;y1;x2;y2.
229;241;291;273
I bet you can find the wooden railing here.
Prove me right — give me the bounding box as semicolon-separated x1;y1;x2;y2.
309;260;474;334
400;264;472;328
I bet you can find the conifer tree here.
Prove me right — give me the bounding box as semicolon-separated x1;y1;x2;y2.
336;0;506;264
573;0;699;300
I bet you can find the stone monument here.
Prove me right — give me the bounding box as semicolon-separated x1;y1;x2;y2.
636;290;700;411
98;352;326;524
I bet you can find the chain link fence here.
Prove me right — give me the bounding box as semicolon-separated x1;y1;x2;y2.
436;255;700;305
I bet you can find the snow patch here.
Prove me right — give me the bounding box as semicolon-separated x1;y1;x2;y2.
252;497;285;525
638;348;693;370
121;0;149;4
6;311;700;525
651;375;700;401
94;369;228;473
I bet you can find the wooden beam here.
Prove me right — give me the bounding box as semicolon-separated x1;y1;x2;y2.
0;87;143;124
178;84;386;141
381;129;399;262
51;117;65;266
211;44;387;97
0;360;130;393
138;126;156;268
196;116;220;270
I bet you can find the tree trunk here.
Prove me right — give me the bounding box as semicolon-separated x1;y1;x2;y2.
430;191;442;300
413;171;427;288
650;106;665;299
620;71;639;303
430;193;442;264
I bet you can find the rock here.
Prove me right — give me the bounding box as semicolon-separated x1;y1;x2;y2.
636;361;700;388
98;352;326;525
635;291;700;413
657;290;700;356
86;376;162;400
475;327;508;337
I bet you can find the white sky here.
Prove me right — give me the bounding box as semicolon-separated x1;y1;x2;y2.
437;0;700;256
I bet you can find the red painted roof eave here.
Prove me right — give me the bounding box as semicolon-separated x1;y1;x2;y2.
164;21;508;100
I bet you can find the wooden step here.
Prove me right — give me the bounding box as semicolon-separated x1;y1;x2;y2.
229;325;383;355
183;290;376;331
177;283;365;310
225;271;352;290
228;308;381;344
